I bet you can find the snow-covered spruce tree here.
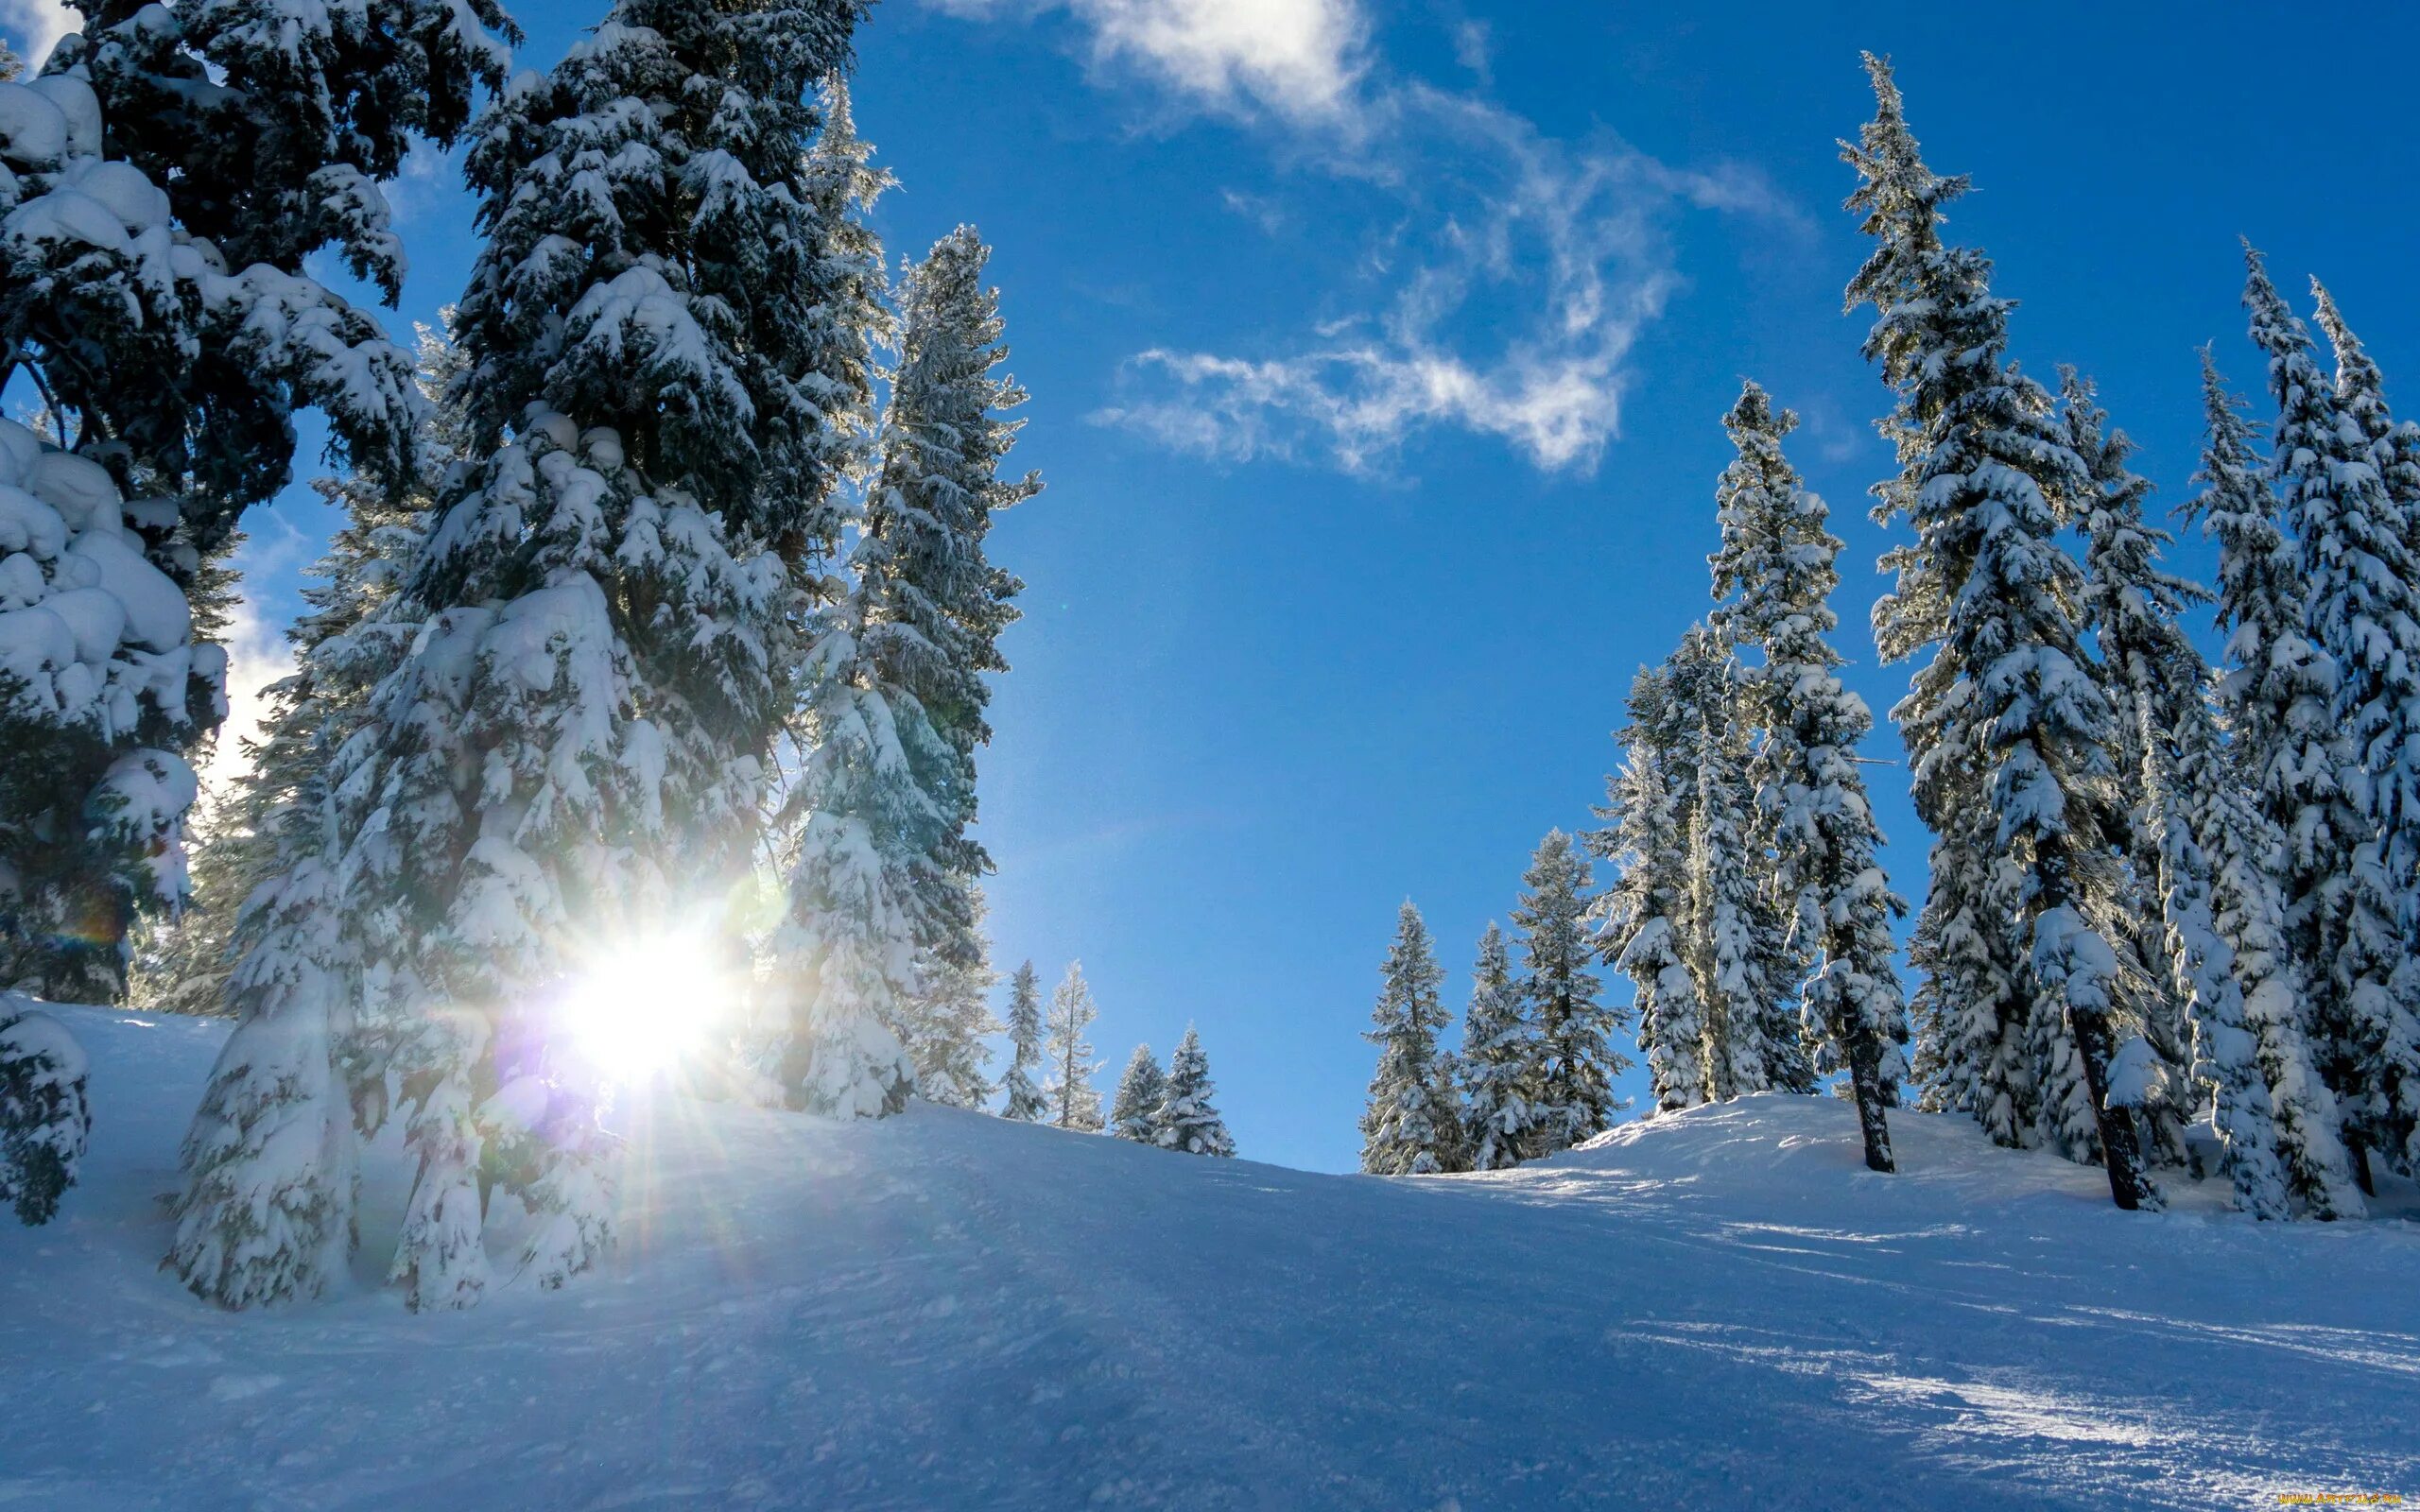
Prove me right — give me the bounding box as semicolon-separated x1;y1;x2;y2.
1685;690;1780;1101
856;224;1038;1081
1109;1043;1167;1144
2066;369;2355;1216
166;327;462;1305
1513;830;1625;1158
1459;920;1545;1170
1704;381;1910;1171
1043;960;1103;1132
2244;251;2420;1187
333;1;875;1309
2058;371;2198;1172
1597;662;1713;1113
1845;56;2154;1208
0;80;423;1004
1359;901;1466;1175
0;998;87;1225
999;958;1047;1122
139;321;460;1023
1156;1023;1234;1158
901;905;1000;1111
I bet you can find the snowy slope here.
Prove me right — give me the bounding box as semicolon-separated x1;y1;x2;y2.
4;1006;2416;1511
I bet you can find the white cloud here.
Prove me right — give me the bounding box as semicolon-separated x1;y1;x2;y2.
935;0;1804;477
1093;87;1789;475
200;537;303;804
0;0;77;67
928;0;1368;125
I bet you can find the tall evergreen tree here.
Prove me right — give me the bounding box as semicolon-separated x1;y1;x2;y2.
1043;960;1103;1132
138;322;460;1022
1458;921;1544;1170
859;225;1038;974
331;0;875;1309
1704;381;1910;1170
999;958;1047;1122
1513;830;1625;1157
903;919;1000;1111
1599;664;1713;1113
1359;902;1465;1175
1109;1043;1167;1144
166;326;461;1304
1845;55;2152;1208
1156;1023;1234;1158
2067;369;2359;1216
2243;250;2420;1186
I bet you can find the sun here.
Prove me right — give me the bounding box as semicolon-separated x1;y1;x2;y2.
561;930;730;1085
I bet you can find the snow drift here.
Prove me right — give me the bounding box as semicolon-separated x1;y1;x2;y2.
2;1005;2414;1510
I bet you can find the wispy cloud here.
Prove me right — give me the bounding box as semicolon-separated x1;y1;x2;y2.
201;533;306;801
925;0;1369;126
926;0;1801;478
0;0;77;67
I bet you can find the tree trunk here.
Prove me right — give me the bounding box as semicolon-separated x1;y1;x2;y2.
2352;1141;2377;1197
2068;1002;2152;1211
1847;1036;1896;1173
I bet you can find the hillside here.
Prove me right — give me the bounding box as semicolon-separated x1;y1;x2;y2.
3;1005;2415;1510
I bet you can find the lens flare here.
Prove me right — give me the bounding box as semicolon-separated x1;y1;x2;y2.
562;931;725;1085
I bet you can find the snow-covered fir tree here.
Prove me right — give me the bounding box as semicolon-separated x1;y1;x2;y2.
1685;685;1782;1101
999;958;1047;1122
0;998;87;1225
328;0;874;1308
1359;901;1465;1175
2067;369;2360;1217
1512;830;1626;1157
1043;961;1103;1132
1458;920;1545;1170
0;59;432;1005
1845;55;2154;1209
1155;1024;1234;1158
138;322;460;1023
853;224;1038;1091
166;326;462;1304
1703;381;1910;1170
1598;662;1714;1113
2243;249;2420;1187
1109;1043;1167;1144
901;924;999;1110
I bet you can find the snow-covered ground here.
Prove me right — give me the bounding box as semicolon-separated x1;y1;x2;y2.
4;1005;2416;1510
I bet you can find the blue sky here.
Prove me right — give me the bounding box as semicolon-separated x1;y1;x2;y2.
11;0;2420;1173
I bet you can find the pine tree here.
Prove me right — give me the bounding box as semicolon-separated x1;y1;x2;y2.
852;224;1038;1084
332;0;875;1308
1685;688;1777;1100
1598;664;1713;1113
137;323;459;1023
0;998;88;1225
0;74;426;1005
1359;902;1465;1175
1458;921;1544;1170
2243;250;2420;1186
1156;1024;1234;1158
903;925;1000;1110
1513;830;1625;1157
999;959;1047;1122
1109;1043;1167;1144
1705;381;1911;1170
2066;369;2356;1216
165;327;461;1304
1845;55;2153;1209
1043;960;1103;1132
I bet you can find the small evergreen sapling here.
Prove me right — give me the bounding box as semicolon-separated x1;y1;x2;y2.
1110;1044;1167;1144
1000;960;1048;1122
1458;921;1545;1170
1156;1024;1235;1158
1043;961;1104;1132
1359;902;1466;1175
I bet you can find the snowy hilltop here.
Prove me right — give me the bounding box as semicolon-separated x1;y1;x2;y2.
3;1005;2412;1510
